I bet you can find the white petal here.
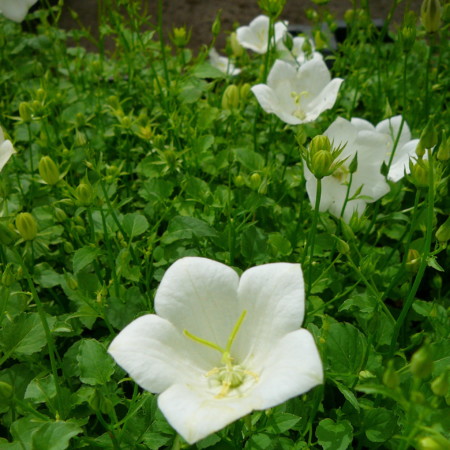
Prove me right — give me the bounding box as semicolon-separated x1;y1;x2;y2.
158;382;259;444
302;78;343;122
0;140;15;172
325;117;357;150
234;263;304;362
376;115;411;149
155;257;240;352
388;139;419;181
267;59;297;89
236;15;270;54
339;198;367;222
350;117;375;132
0;0;35;22
251;329;323;408
108;315;210;393
295;58;331;95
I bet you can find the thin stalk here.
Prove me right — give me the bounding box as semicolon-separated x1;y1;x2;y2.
305;178;322;297
157;0;170;88
389;149;435;355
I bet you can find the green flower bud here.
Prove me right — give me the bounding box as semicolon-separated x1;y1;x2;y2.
435;216;450;243
416;141;426;158
19;102;33;123
230;32;244;57
334;236;350;254
417;435;450;450
0;222;19;246
409;159;430;188
54;207;67;223
340;219;356;241
282;32;294;51
74;130;87;147
348;153;358;174
64;272;78;290
399;26;416;53
38;156;60;185
410;345;433;379
234;175;245;187
1;263;16;287
64;241;74;254
311;150;333;179
222;85;240;110
16;213;38;241
239;83;251;102
211;10;221;36
421;0;442;33
431;370;449;396
258;0;286;18
309;135;331;157
249;173;261;190
0;381;13;403
406;248;421;273
431;274;442;290
420;121;438;149
436;133;450;161
75;183;94;206
171;26;191;48
383;360;400;389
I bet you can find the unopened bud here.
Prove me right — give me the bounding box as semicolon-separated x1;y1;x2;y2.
383;360;400;389
64;272;78;290
249;173;261;190
0;381;13;402
399;26;416;53
16;212;38;241
171;26;191;48
311;150;333;179
421;0;442;33
348;154;358;173
1;263;16;287
410;345;433;379
417;435;450;450
416;141;426;158
431;370;449;396
211;10;222;36
334;236;349;254
222;85;240;110
436;133;450;161
309;135;331;157
435;216;450;243
282;32;294;51
239;83;251;101
259;0;286;18
75;130;87;147
54;207;67;223
63;241;74;253
409;159;430;188
230;32;244;57
38;156;60;185
234;175;245;187
19;102;32;122
0;222;19;246
75;183;94;206
420;121;438;149
406;248;421;273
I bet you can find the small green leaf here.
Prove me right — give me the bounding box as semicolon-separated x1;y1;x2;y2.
427;255;444;272
316;418;353;450
122;213;149;238
77;339;115;385
73;247;101;274
267;412;301;434
31;420;82;450
363;408;396;442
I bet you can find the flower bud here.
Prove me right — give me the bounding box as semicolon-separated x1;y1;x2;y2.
383;360;400;389
170;26;191;48
409;159;430;188
421;0;442;33
420;121;438;149
222;85;240;110
239;83;251;101
436;133;450;161
211;10;221;36
75;130;87;147
416;141;426;158
258;0;286;18
16;213;38;241
340;219;356;241
435;216;450;243
431;370;449;397
410;345;433;379
75;183;94;206
282;32;294;51
334;236;349;254
399;26;416;53
230;32;244;57
406;248;421;273
64;272;78;290
311;150;333;179
64;241;74;253
54;207;67;223
38;156;60;185
309;135;331;157
0;381;13;403
417;435;450;450
1;263;16;287
0;222;19;246
348;154;358;174
19;102;33;123
249;173;261;190
234;175;245;187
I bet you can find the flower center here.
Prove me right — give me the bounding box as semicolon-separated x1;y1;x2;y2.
183;310;259;398
290;90;309;120
332;164;350;183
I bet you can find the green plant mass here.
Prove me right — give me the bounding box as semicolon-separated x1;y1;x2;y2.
0;0;449;449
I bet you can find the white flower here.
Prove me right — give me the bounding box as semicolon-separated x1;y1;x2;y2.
251;58;343;125
0;127;16;171
208;48;241;76
304;116;419;221
0;0;38;22
236;15;287;54
108;257;323;445
277;35;324;65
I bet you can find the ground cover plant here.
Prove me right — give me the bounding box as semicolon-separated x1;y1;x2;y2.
0;0;449;448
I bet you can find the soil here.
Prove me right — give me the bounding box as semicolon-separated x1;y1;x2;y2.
58;0;423;52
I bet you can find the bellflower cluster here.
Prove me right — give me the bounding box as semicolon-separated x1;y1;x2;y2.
0;0;38;22
303;116;420;221
108;257;323;444
277;35;324;65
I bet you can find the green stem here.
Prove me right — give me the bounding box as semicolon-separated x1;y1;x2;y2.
157;0;170;88
389;150;435;355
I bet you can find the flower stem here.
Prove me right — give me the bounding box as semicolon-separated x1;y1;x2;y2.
389;149;435;355
305;178;322;297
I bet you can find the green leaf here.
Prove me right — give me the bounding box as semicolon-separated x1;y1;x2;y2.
0;313;56;358
72;247;101;274
245;433;272;449
25;374;56;404
193;62;225;79
138;179;174;202
427;255;444;272
122;213;149;238
331;378;360;412
267;412;301;434
240;226;267;262
31;420;82;450
363;408;396;442
161;216;217;244
233;147;265;171
316;418;353;450
77;339;115;385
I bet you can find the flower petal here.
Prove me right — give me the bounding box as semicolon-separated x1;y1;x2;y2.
325;117;358;150
234;263;304;361
236;15;270;54
388;139;419;182
155;257;240;352
0;0;36;22
295;58;331;96
251;328;323;408
158;382;259;444
108;314;211;393
302;78;343;122
376;115;411;149
0;140;15;172
350;117;375;132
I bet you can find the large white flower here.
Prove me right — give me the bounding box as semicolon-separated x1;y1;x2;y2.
252;58;343;125
108;257;323;445
304;116;418;221
277;35;324;65
0;0;38;22
236;15;287;54
208;48;241;76
0;127;16;171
